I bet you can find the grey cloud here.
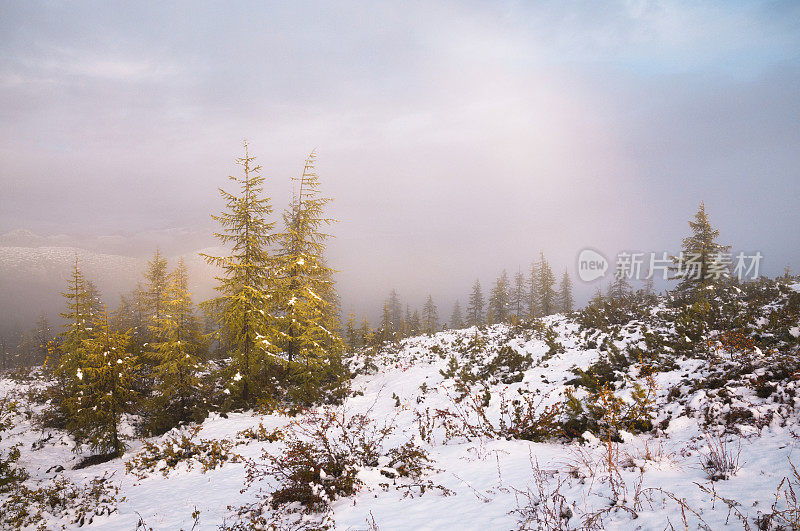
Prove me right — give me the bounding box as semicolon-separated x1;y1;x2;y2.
1;0;798;321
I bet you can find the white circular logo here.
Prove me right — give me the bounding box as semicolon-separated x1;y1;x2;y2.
577;249;608;282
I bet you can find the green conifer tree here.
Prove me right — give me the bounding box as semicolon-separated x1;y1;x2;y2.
202;141;278;405
345;312;360;352
512;270;526;321
489;270;510;323
422;295;439;334
273;151;345;402
58;257;93;362
47;259;97;429
466;279;485;327
359;316;372;347
379;301;394;344
66;308;136;456
608;274;632;301
450;299;464;329
379;291;400;342
145;259;205;433
144;250;169;328
642;275;655;296
113;283;148;354
557;268;574;313
53;258;95;382
526;261;538;319
672;202;731;300
535;253;557;316
133;250;172;396
409;309;421;336
84;280;104;318
388;289;403;331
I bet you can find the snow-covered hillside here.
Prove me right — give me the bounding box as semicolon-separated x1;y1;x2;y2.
2;309;799;530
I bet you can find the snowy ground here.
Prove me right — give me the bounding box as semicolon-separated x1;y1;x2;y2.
2;316;799;530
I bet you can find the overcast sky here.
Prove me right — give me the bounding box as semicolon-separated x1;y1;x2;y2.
1;0;799;317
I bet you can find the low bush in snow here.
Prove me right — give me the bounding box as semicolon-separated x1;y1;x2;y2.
233;406;447;528
511;459;575;530
758;458;800;530
236;421;284;443
0;472;122;529
125;425;238;480
430;386;563;443
700;430;742;481
0;397;26;493
561;373;657;441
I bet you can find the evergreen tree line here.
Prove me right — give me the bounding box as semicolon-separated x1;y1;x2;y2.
7;182;780;459
343;252;575;351
466;252;574;328
339;202;747;353
580;202;788;327
343;290;442;349
37;143;346;457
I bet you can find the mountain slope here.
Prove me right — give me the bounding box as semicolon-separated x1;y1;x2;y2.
2;296;799;529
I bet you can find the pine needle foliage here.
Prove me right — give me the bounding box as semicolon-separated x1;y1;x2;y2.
66;308;137;456
535;253;557;316
467;279;485;327
512;270;526;321
672;202;732;301
608;274;633;302
526;261;538;319
50;257;95;429
201;141;278;406
422;295;439;334
273;151;346;403
143;249;169;336
489;270;510;324
450;299;464;329
112;283;148;354
145;258;206;434
57;256;94;365
557;268;574;313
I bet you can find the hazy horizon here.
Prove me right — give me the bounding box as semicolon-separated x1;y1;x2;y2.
2;1;799;328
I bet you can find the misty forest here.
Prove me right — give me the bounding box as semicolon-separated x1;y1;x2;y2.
2;2;800;531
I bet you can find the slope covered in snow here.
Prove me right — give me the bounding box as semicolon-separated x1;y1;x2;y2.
2;301;800;529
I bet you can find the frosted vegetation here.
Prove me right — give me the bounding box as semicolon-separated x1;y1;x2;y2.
1;274;799;529
1;147;799;529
